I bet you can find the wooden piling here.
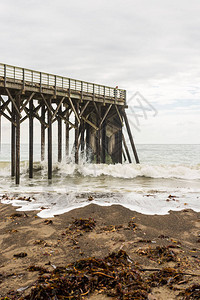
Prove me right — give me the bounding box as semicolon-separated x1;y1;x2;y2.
122;133;132;163
58;107;62;162
15;94;20;184
80;122;85;153
86;123;90;161
29;98;33;178
122;149;126;161
48;105;52;179
101;120;106;163
75;102;79;164
117;126;122;164
96;106;101;164
11;102;15;177
123;111;140;164
65;110;69;157
41;105;45;161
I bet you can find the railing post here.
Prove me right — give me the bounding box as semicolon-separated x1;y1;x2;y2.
69;78;71;95
4;64;6;87
31;70;33;86
54;75;57;96
81;81;83;99
40;72;42;93
22;68;25;91
103;86;106;106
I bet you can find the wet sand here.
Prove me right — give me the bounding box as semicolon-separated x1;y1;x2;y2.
0;202;200;299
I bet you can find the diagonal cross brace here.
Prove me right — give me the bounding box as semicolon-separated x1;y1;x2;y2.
5;88;21;116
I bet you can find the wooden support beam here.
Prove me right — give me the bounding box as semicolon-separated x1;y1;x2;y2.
58;107;62;162
21;103;42;124
48;103;52;179
122;133;132;163
52;96;65;120
69;97;80;124
15;94;20;184
123;111;140;164
122;149;126;161
80;121;85;153
96;106;101;164
11;103;16;177
74;102;79;163
29;98;33;178
0;96;12;117
79;101;89;118
117;126;122;164
6;88;21;116
41;94;54;115
52;111;76;128
115;104;123;125
81;116;98;130
65;110;69;157
99;104;112;128
101;119;106;163
20;92;35;113
93;101;101;118
41;105;45;161
86;123;90;161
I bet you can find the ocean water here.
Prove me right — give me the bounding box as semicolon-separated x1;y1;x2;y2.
0;144;200;217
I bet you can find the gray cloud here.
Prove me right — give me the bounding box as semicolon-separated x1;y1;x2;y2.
1;0;200;143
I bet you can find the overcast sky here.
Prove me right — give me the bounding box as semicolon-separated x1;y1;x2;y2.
1;0;200;144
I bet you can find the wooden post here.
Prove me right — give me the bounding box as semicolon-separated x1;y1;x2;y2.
86;123;90;161
65;110;69;157
117;126;122;164
75;102;79;164
80;122;85;153
11;102;16;177
96;130;100;163
101;120;106;163
41;104;45;161
96;106;101;164
123;111;139;164
29;98;33;178
122;133;132;163
122;149;126;161
15;94;20;184
48;103;52;179
58;107;62;162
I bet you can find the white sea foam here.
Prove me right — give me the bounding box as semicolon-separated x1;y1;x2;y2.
1;144;200;217
1;188;200;218
1;161;200;180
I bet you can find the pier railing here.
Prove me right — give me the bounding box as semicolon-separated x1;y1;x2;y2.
0;63;126;101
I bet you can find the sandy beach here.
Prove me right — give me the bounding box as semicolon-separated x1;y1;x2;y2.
0;201;199;299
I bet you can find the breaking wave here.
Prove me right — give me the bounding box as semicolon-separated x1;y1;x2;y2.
0;161;200;181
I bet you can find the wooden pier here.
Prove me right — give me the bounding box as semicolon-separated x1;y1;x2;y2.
0;63;139;184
